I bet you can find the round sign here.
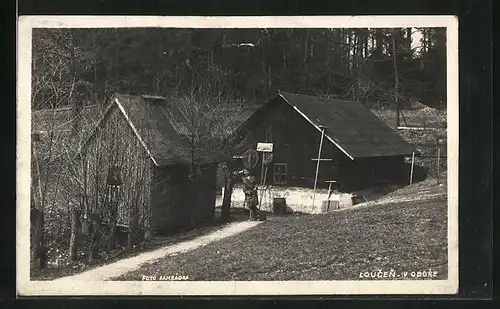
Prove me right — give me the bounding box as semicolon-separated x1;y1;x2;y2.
242;149;259;169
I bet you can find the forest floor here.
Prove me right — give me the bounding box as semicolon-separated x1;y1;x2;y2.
114;177;448;281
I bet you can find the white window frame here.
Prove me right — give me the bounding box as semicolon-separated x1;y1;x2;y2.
273;163;288;185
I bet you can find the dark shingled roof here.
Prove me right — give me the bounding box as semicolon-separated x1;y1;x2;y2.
114;94;195;166
278;91;415;158
113;94;257;166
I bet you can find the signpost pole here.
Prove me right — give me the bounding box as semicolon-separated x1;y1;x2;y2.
256;143;273;210
258;152;265;209
409;152;415;185
260;152;265;186
312;127;326;208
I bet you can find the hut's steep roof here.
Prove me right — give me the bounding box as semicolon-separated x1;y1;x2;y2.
114;94;194;166
278;91;415;158
113;94;256;166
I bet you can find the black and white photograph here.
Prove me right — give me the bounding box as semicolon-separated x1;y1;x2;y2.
17;16;458;295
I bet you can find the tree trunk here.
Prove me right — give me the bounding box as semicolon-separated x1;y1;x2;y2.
220;176;234;223
31;207;47;269
128;203;140;250
405;28;412;53
108;213;117;250
392;30;400;127
187;164;201;229
363;30;368;57
374;29;384;56
88;213;101;263
107;188;119;250
69;206;81;261
347;30;352;66
422;28;428;54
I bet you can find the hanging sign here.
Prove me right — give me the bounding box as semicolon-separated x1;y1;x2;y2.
256;142;273;152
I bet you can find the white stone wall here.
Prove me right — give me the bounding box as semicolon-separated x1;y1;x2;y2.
218;186;354;214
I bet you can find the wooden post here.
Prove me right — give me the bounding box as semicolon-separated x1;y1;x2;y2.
259;164;269;209
258;153;265;209
312;127;326;208
327;182;332;200
88;213;101;263
409;152;415;185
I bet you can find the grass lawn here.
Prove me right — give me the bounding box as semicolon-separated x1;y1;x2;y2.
114;196;448;281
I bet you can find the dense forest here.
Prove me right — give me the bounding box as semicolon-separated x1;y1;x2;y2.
32;27;446;110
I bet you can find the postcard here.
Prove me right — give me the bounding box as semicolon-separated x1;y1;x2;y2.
17;15;458;296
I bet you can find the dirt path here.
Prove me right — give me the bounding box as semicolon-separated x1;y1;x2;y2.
54;221;261;281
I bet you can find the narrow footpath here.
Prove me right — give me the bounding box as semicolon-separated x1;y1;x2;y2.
54;221;261;281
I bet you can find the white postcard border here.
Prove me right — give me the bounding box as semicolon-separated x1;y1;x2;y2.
16;15;459;296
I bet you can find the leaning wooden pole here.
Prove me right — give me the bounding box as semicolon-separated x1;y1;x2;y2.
259;164;269;209
409;152;415;185
312;127;326;207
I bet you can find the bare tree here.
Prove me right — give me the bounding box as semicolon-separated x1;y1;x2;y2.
31;110;67;269
164;81;251;224
392;29;401;127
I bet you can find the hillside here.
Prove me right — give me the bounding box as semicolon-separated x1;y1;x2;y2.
115;184;447;281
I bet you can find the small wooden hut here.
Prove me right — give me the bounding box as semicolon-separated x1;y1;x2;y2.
76;94;222;236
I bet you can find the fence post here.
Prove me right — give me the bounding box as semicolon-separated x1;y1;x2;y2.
409;152;415;185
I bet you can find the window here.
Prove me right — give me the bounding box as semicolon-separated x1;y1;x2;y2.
273;163;287;184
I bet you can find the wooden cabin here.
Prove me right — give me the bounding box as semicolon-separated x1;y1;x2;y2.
76;94;222;236
231;91;415;191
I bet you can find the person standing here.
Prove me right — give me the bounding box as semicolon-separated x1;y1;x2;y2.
241;169;259;221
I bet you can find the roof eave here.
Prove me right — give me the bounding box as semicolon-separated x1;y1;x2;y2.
113;97;159;167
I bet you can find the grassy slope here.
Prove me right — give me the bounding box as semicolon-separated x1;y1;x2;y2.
115;195;447;281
